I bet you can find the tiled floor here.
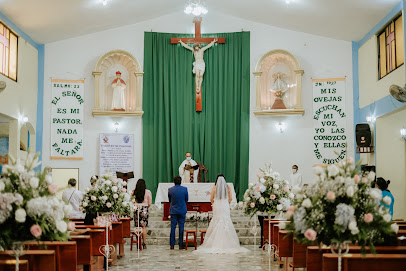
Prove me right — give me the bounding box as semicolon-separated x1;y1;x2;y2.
110;244;283;271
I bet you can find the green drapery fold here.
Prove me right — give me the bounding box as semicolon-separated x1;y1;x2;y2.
143;31;250;200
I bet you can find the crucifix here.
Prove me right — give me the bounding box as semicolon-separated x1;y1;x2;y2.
171;16;225;112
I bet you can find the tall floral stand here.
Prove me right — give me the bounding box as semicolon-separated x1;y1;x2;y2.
331;242;350;271
133;203;144;260
7;242;27;271
98;213;115;271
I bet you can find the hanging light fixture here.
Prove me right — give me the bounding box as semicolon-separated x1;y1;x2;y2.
184;1;208;16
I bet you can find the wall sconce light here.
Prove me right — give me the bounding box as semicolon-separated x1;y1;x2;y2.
102;0;107;6
401;127;406;140
366;115;375;123
20;116;28;124
276;122;285;133
114;122;120;133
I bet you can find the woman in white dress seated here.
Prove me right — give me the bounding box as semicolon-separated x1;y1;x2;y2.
194;174;249;254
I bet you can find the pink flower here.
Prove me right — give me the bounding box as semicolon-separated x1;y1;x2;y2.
113;194;118;199
257;173;261;178
256;186;261;191
122;188;127;193
30;224;42;238
361;177;368;183
283;187;289;192
106;202;112;208
48;183;58;194
250;202;255;208
270;195;276;200
326;191;335;201
354;175;360;183
286;210;293;219
287;205;295;212
364;213;373;223
304;228;317;241
91;196;96;201
67;222;75;231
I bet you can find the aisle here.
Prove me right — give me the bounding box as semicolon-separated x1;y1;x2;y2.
110;244;282;271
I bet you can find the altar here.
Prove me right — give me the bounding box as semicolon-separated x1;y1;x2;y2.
155;183;237;220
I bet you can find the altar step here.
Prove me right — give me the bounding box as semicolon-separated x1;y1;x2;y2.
133;206;261;245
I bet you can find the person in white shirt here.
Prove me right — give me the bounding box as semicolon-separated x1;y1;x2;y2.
62;178;84;218
289;165;303;189
178;152;199;183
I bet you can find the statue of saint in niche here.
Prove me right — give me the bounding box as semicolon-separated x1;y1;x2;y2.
111;71;126;111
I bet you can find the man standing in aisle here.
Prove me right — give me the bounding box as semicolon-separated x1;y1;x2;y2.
179;152;199;183
289;165;303;189
168;176;189;249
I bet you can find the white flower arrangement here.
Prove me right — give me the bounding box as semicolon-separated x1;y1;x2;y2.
286;159;397;252
0;151;70;249
244;164;292;216
81;172;134;216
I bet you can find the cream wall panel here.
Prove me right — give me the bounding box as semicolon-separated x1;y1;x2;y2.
359;37;405;109
376;107;406;220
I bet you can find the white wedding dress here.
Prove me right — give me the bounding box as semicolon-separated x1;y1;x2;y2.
194;177;249;254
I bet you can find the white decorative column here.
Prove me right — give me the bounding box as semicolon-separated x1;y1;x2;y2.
294;69;304;111
92;71;102;111
8;119;20;161
253;72;263;111
135;72;144;112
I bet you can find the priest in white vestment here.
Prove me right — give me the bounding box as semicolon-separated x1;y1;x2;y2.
179;152;199;183
289;164;303;189
111;71;126;110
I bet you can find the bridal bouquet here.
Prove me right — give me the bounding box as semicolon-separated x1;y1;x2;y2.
285;158;397;252
243;164;294;217
0;151;72;249
82;172;134;216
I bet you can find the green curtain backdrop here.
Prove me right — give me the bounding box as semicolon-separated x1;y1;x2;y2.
143;31;250;200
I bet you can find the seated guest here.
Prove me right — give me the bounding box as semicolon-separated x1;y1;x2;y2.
376;177;395;219
131;179;152;249
84;175;98;225
62;178;84;218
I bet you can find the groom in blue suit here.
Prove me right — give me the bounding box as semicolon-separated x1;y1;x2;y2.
168;176;188;249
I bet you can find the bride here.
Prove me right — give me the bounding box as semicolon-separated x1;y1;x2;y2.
194;174;249;254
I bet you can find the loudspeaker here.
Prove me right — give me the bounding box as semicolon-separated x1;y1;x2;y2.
356;123;372;147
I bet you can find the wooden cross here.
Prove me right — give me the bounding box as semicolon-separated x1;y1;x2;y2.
171;17;225;112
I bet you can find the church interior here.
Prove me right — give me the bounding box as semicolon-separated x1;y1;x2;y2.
1;0;406;270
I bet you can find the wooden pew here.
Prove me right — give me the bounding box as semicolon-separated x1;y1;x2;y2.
70;235;94;270
398;229;406;246
289;237;308;270
0;260;29;271
24;241;77;271
263;219;287;247
307;246;406;271
278;230;293;269
322;253;406;271
0;250;55;271
111;222;123;263
119;218;132;238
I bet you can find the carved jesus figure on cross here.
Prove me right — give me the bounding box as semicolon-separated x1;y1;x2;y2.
179;38;217;98
171;16;225;112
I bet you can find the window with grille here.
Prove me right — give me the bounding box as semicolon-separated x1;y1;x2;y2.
0;22;18;81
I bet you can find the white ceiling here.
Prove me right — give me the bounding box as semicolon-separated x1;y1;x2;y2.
0;0;400;44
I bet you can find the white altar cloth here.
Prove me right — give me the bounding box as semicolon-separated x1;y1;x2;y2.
155;183;237;209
